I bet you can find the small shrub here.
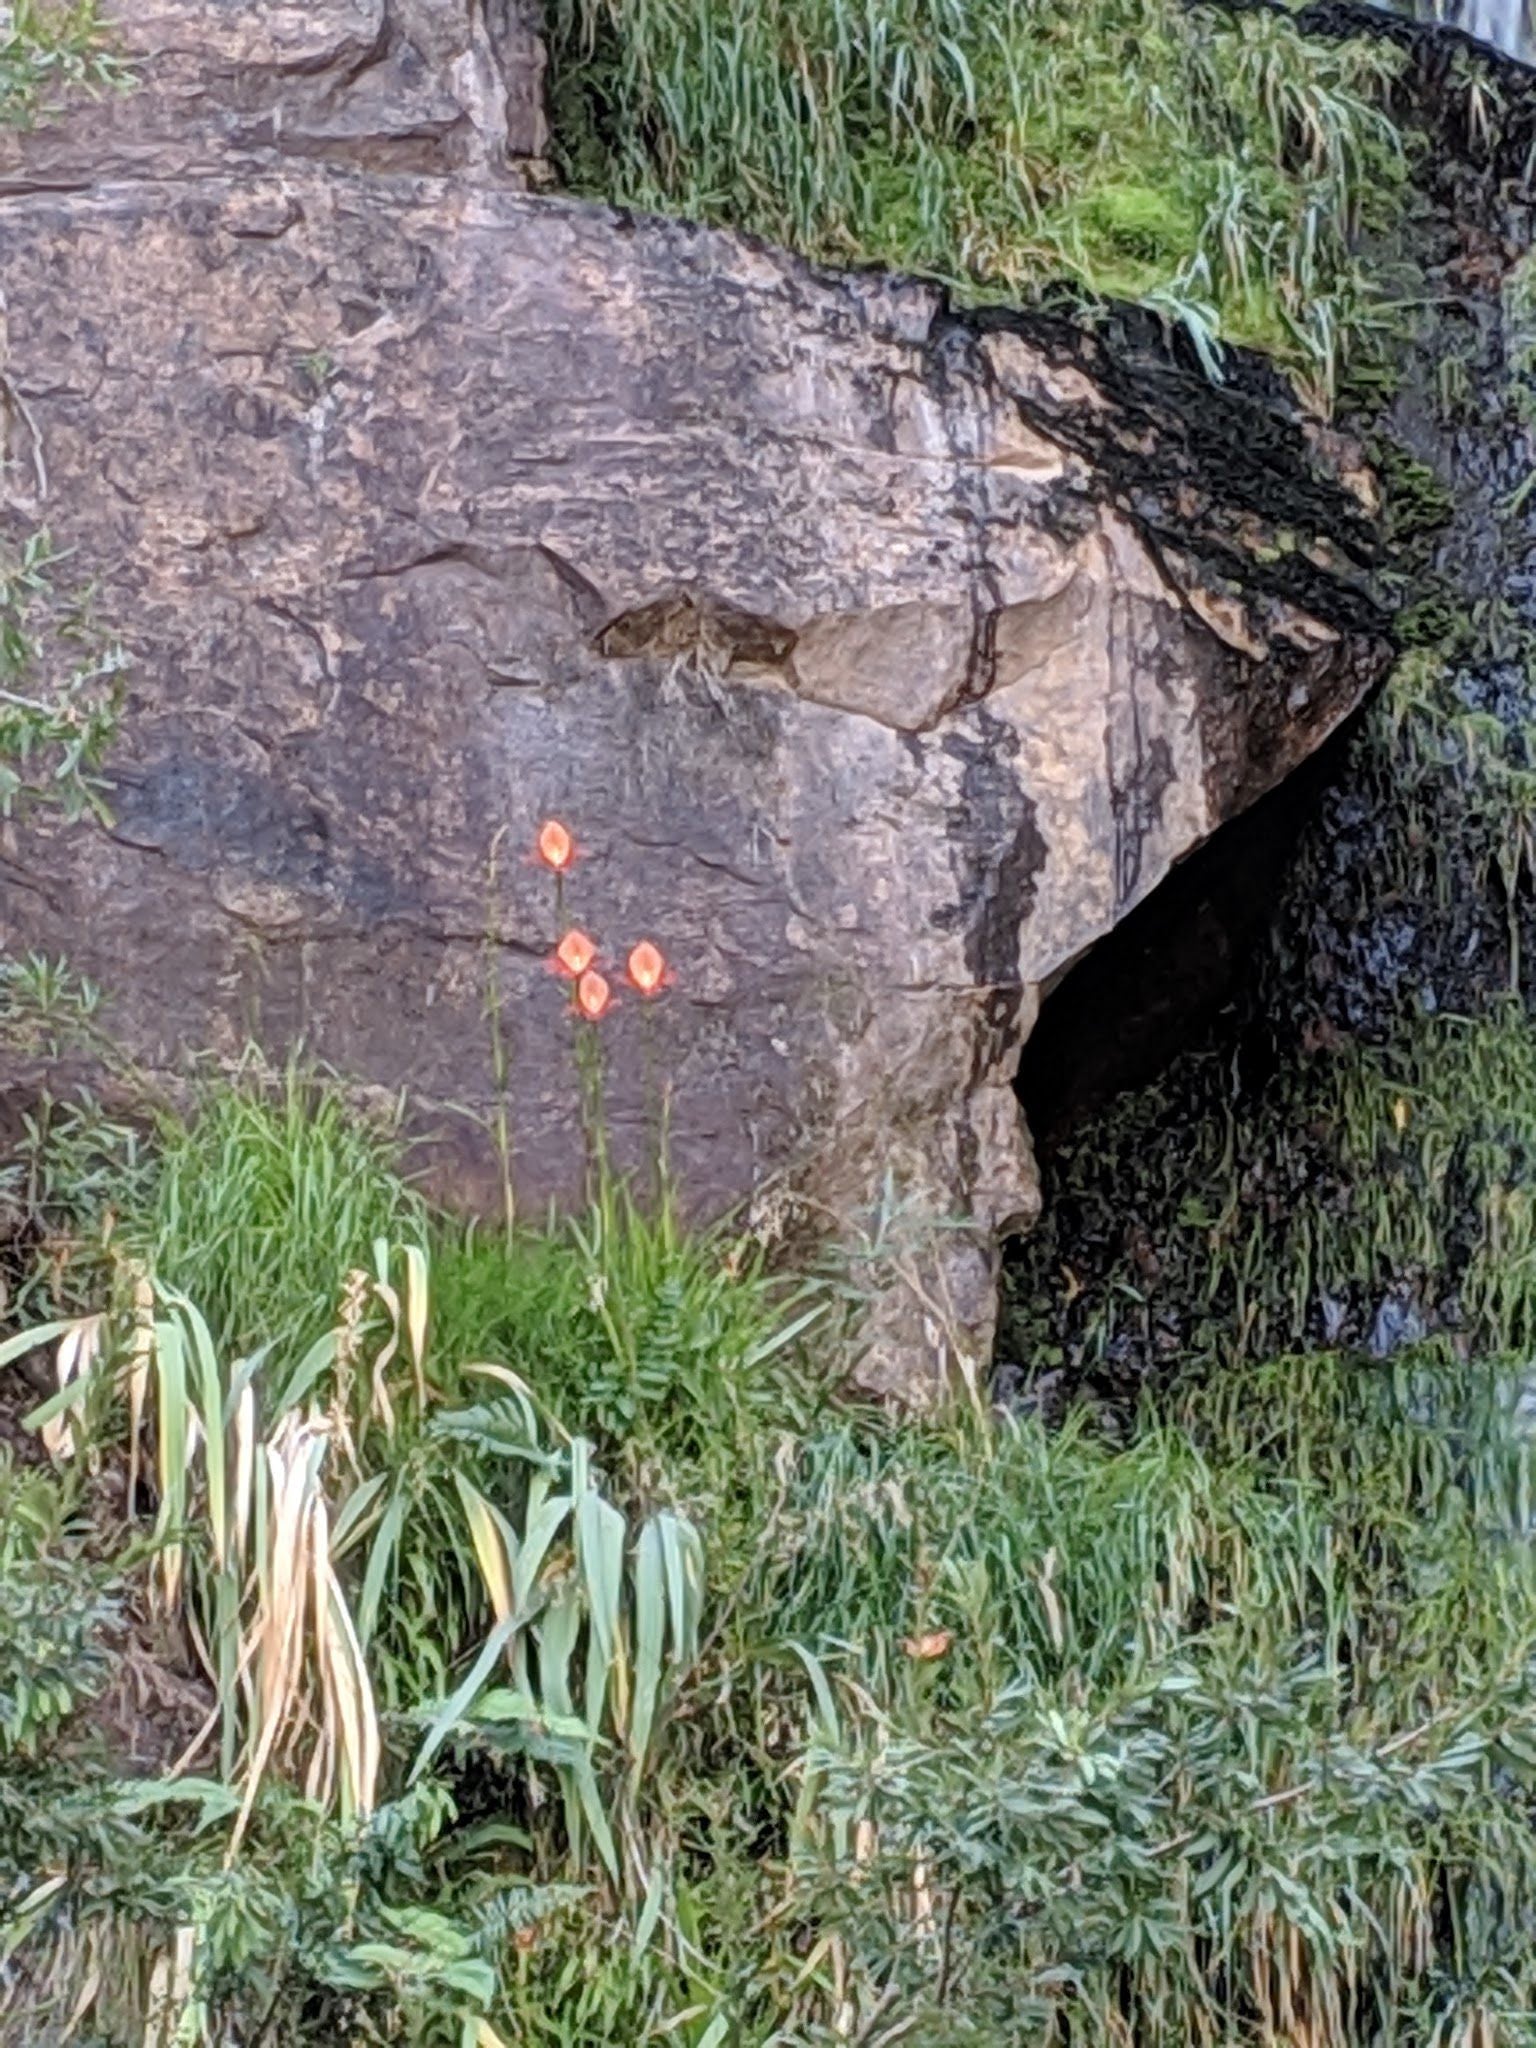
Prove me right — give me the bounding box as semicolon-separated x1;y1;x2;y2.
429;1182;823;1458
0;1454;113;1758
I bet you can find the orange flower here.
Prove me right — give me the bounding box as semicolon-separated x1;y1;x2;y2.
552;928;597;978
902;1630;953;1662
575;968;612;1021
625;939;668;996
536;818;574;871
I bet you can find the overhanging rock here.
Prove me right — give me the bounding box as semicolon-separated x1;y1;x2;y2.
0;1;1391;1398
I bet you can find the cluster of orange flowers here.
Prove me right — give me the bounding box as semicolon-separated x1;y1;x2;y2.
535;818;671;1021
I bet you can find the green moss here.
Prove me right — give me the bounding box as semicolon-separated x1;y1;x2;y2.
1376;440;1456;544
1395;583;1467;649
1079;182;1201;266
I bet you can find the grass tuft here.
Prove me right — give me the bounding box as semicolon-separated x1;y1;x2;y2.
548;0;1408;406
0;1;120;132
131;1063;424;1358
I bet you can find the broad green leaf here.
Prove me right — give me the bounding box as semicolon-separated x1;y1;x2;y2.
357;1486;407;1650
222;1342;275;1424
275;1330;339;1416
331;1471;389;1558
320;1561;380;1820
463;1361;543;1440
21;1371;97;1436
0;1318;72;1369
512;1486;571;1613
741;1299;826;1369
629;1516;666;1780
536;1579;583;1721
633;1862;666;1960
153;1316;190;1608
438;1959;497;2003
456;1472;518;1625
656;1511;703;1669
471;1686;549;1725
176;1296;228;1570
576;1484;626;1731
410;1616;518;1782
108;1779;241;1829
402;1244;429;1377
789;1642;841;1745
570;1753;619;1881
0;1874;66;1965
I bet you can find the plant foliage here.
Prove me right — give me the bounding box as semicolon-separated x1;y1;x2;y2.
548;0;1407;404
0;1063;1532;2041
0;530;122;827
0;0;118;130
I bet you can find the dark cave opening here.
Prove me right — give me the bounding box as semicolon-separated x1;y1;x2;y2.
1016;711;1364;1154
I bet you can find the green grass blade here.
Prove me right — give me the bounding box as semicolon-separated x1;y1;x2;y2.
410;1615;518;1783
629;1516;665;1782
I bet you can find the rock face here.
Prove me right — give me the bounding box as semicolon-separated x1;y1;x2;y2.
0;1;1390;1396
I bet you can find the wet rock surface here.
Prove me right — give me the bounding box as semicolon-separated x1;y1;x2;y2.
1001;20;1536;1408
0;1;1391;1396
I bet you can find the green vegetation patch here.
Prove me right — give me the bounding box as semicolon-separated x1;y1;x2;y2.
133;1065;425;1359
0;0;118;128
549;0;1408;405
0;1076;1533;2042
0;531;122;829
0;24;1524;2031
0;533;125;1067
